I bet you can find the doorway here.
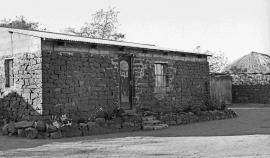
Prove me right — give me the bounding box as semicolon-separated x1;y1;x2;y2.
119;55;133;109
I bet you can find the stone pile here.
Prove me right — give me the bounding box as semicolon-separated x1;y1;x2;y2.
142;116;168;130
160;109;237;126
2;120;43;139
1;109;143;139
1;109;238;139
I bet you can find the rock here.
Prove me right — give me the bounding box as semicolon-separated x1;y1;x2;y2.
2;124;9;135
77;118;86;124
46;124;58;133
14;121;33;129
25;127;38;139
110;123;122;129
122;122;135;128
87;122;96;128
144;111;158;117
8;122;16;135
50;131;62;139
79;123;88;128
169;120;177;125
113;117;123;124
17;129;26;137
37;132;47;139
34;121;46;131
113;108;125;118
95;111;106;119
155;124;169;129
95;118;106;127
143;124;169;130
60;125;81;137
122;116;129;122
142;116;156;121
44;132;50;139
176;118;182;124
143;120;161;125
105;120;113;127
59;125;69;137
142;125;154;130
188;112;194;115
67;126;82;137
111;117;123;128
122;109;137;116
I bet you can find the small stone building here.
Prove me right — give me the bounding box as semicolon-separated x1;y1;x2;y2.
0;27;210;122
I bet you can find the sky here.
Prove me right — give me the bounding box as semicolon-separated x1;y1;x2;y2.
0;0;269;62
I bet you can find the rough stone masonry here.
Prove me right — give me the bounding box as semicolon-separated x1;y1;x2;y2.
0;51;42;122
0;28;211;124
40;40;210;122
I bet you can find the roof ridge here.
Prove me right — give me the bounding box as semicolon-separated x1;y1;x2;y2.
0;26;156;47
251;51;270;58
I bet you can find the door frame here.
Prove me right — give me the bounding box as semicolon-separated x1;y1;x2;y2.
119;54;134;109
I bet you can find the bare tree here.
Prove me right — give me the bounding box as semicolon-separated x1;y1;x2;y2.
0;16;44;30
65;8;125;41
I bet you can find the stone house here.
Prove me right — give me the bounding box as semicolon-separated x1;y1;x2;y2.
0;27;210;122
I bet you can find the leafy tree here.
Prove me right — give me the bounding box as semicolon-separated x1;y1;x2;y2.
65;8;125;41
0;16;44;30
206;50;228;73
193;46;228;73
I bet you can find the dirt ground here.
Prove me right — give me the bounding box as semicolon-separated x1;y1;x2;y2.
0;105;270;157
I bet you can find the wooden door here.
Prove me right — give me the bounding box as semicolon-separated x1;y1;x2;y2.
119;55;132;109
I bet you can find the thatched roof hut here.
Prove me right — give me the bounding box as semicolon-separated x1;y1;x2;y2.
225;52;270;74
225;52;270;104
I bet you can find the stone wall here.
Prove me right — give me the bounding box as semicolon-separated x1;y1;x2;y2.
231;74;270;103
232;85;270;103
0;37;210;123
41;40;210;121
134;56;210;113
231;74;270;85
41;50;120;121
0;51;42;122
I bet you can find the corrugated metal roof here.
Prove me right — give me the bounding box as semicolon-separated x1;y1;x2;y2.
0;27;208;56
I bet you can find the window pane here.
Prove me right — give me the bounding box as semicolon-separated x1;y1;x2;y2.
155;63;166;88
155;64;163;75
162;75;166;87
156;75;162;87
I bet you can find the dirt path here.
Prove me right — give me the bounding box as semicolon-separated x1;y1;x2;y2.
1;135;270;157
0;107;270;157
